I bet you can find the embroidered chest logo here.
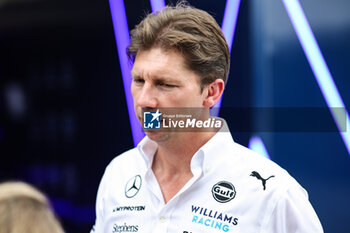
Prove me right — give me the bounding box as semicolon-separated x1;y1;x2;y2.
212;181;236;203
125;175;142;198
250;171;275;190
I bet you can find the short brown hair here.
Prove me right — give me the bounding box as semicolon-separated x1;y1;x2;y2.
127;2;230;91
0;181;65;233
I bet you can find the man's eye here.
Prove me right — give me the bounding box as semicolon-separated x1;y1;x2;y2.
159;83;176;88
133;79;144;84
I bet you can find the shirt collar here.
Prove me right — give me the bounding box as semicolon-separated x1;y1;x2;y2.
137;136;158;169
196;121;234;174
136;120;234;175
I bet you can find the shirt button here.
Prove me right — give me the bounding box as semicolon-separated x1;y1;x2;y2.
205;167;211;174
159;216;167;223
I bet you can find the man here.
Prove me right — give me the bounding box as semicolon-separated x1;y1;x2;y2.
92;2;323;232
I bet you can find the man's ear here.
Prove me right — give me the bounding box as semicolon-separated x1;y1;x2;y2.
202;79;225;108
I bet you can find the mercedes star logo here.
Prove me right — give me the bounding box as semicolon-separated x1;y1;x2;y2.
125;175;142;198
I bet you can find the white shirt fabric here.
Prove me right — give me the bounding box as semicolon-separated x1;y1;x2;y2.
91;129;323;233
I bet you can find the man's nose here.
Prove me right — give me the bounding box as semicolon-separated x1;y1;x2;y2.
136;84;157;109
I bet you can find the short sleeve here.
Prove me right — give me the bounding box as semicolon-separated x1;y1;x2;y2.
262;185;323;233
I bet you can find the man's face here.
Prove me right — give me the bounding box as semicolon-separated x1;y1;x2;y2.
131;48;208;142
131;47;206;122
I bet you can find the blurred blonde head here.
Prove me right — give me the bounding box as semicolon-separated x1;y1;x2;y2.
0;181;64;233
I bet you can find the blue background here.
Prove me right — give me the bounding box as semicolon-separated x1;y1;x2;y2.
0;0;349;232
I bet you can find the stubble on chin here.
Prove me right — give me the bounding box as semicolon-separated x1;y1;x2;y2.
146;131;173;143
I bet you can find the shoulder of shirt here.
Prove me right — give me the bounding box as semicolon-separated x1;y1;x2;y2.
106;147;140;169
231;141;305;194
100;147;143;181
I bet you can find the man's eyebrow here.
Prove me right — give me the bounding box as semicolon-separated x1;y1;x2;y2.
131;71;141;78
130;72;178;83
154;77;179;83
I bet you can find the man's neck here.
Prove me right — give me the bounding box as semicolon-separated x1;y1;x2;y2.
151;131;216;203
154;131;214;170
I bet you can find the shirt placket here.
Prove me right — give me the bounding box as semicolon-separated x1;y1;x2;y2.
144;168;180;233
142;148;205;233
154;198;179;233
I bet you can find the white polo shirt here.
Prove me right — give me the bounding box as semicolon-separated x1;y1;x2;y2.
91;130;323;233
